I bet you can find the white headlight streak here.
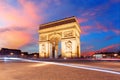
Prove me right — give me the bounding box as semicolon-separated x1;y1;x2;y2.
0;57;120;75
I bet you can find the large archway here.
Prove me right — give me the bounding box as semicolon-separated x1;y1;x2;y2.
49;33;61;58
39;16;81;58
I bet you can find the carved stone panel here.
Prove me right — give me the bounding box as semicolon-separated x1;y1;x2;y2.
48;32;62;40
40;35;47;41
64;30;73;38
65;40;72;53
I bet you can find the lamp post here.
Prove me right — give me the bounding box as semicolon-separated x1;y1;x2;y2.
21;53;24;57
114;54;117;56
10;53;14;56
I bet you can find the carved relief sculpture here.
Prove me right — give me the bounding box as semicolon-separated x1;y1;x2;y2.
64;30;73;38
65;40;72;53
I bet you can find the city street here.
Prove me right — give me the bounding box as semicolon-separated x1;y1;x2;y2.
0;58;120;80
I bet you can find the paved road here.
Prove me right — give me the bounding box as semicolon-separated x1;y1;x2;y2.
0;59;120;80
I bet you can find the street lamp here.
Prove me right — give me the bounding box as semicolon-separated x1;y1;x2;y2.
34;54;37;57
114;54;118;57
21;53;24;56
103;54;106;58
10;53;14;56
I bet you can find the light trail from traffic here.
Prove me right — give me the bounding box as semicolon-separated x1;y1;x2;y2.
0;57;120;75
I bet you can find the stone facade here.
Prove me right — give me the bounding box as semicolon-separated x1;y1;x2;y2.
38;16;81;58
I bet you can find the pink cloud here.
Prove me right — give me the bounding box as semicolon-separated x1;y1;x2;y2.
113;29;120;35
81;12;96;17
0;0;47;50
81;44;120;56
82;51;95;56
95;22;120;35
82;26;91;30
86;46;94;50
99;44;120;52
81;44;94;56
81;26;92;35
0;0;62;51
81;12;89;16
77;18;87;24
0;30;31;49
0;0;42;29
95;22;108;32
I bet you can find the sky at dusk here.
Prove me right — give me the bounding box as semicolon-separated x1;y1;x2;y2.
0;0;120;55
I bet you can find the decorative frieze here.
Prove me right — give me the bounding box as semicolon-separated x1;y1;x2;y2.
64;30;73;38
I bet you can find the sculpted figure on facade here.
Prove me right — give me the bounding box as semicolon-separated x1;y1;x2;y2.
65;40;72;53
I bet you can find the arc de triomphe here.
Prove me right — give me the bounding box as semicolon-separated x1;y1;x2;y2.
38;16;81;58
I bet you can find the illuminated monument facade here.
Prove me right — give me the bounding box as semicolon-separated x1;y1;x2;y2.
38;16;81;58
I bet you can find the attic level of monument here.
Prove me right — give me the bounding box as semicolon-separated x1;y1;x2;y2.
38;16;81;59
39;16;79;30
